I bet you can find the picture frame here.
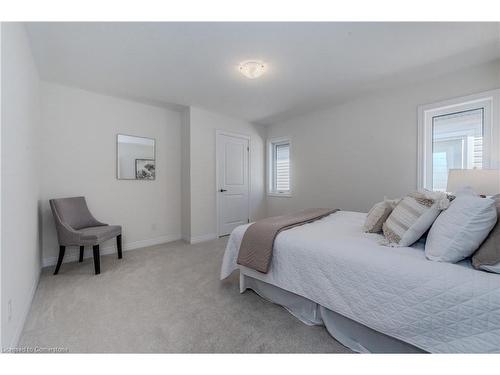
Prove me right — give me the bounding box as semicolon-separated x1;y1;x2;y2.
135;159;156;180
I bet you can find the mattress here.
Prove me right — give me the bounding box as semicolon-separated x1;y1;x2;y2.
220;211;500;353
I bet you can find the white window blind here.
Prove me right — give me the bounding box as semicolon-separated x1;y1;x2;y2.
275;143;290;192
268;138;291;195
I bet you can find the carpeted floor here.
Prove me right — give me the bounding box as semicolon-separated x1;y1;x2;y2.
19;238;351;353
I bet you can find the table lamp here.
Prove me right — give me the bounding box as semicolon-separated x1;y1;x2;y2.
447;169;500;196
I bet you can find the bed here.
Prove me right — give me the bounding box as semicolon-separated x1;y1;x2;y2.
220;211;500;353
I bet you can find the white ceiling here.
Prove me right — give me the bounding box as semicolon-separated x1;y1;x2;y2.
25;22;500;125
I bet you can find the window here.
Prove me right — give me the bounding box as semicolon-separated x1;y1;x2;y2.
418;90;499;191
268;138;291;196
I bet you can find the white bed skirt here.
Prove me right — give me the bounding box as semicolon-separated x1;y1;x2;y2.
240;272;425;353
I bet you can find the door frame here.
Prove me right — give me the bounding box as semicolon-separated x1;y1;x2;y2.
215;129;251;237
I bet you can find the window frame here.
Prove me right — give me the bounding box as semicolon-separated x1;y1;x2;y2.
267;137;292;197
417;89;500;191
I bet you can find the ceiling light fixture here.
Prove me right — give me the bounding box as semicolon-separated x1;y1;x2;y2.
238;60;266;79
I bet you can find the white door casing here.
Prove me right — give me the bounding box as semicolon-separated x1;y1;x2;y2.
216;131;250;236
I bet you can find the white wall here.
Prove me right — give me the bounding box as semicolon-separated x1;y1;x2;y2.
188;107;267;242
40;82;182;265
266;60;500;216
1;23;41;349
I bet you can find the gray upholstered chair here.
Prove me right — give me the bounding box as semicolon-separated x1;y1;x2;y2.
49;196;122;275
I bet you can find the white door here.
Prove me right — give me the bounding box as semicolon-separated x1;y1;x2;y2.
217;132;250;236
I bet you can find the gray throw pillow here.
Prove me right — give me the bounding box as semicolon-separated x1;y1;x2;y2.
471;196;500;273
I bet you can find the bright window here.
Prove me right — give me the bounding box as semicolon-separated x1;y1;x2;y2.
268;138;291;196
418;90;499;191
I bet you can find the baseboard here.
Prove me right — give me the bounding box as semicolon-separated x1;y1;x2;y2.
189;233;218;244
7;268;41;350
42;234;182;268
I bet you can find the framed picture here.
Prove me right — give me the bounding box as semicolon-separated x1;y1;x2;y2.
135;159;156;180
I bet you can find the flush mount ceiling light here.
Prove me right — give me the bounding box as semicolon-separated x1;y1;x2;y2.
238;60;266;79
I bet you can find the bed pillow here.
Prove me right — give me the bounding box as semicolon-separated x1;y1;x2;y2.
471;196;500;272
425;196;498;263
382;191;449;247
363;198;399;233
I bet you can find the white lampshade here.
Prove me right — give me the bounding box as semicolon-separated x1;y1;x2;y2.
447;169;500;196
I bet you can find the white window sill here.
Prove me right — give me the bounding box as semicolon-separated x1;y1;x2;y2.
268;192;292;198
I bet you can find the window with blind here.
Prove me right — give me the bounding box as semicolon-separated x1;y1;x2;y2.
268;138;291;196
418;90;500;192
431;108;484;191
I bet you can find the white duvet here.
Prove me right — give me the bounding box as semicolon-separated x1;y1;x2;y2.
220;211;500;353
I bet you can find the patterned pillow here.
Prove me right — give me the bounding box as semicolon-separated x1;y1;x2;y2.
364;198;400;233
382;191;449;247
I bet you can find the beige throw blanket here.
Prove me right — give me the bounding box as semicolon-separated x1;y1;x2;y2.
237;208;339;273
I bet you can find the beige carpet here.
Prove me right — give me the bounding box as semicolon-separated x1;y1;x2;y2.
19;238;351;353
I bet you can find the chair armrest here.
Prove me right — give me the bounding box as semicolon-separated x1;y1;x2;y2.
85;203;108;227
88;217;108;227
55;220;81;245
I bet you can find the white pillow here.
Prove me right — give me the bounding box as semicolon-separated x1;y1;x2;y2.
425;196;497;263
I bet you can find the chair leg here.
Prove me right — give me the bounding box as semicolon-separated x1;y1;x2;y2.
54;245;66;275
93;245;100;275
79;246;84;262
117;234;122;259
